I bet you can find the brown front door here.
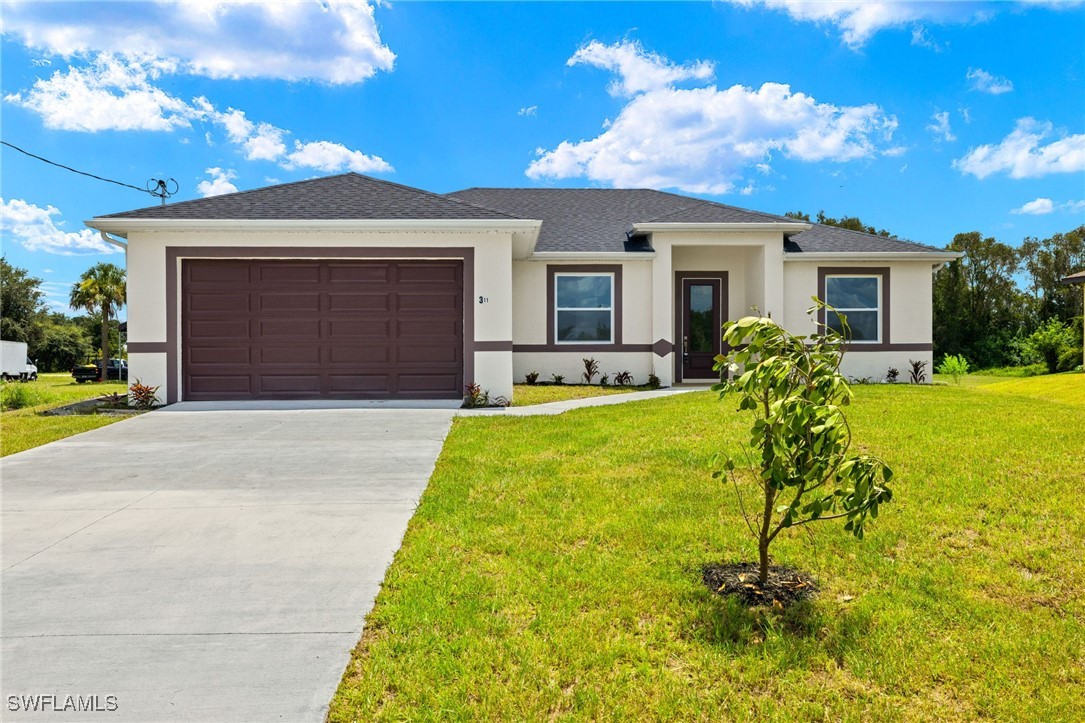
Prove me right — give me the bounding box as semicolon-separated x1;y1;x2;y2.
681;278;723;381
181;259;463;400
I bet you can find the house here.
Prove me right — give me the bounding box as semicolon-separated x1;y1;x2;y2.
86;173;958;403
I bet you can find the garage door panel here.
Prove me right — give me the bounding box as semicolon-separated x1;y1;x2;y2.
258;264;321;283
328;293;391;311
187;347;252;365
182;259;463;401
258;293;322;312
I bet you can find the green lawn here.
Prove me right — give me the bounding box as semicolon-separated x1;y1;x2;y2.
511;383;652;406
330;380;1085;721
1;373;130;457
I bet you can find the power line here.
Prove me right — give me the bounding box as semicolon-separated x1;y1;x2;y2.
1;140;176;203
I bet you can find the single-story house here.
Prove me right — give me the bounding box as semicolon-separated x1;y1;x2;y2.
87;173;958;403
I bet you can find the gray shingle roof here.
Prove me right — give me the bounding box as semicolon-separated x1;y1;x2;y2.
99;173;516;221
784;224;944;254
446;188;796;253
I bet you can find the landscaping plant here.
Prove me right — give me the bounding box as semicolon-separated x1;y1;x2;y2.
937;354;970;384
462;383;509;409
886;367;900;383
908;359;928;384
1025;318;1076;374
582;357;600;384
524;371;540;385
712;306;894;587
613;370;633;386
129;380;161;410
550;374;565;385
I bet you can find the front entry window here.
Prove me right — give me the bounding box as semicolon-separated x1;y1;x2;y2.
825;275;881;342
688;284;715;353
555;273;614;343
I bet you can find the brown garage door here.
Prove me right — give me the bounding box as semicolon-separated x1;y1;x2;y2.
182;259;463;400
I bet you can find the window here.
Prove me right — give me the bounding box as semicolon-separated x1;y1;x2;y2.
554;273;614;343
825;275;881;342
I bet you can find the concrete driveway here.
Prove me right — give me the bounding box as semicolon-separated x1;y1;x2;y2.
1;404;456;722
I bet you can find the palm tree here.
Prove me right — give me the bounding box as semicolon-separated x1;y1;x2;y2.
70;263;126;381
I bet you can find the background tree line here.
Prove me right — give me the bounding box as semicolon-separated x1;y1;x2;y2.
787;212;1084;372
1;258;126;373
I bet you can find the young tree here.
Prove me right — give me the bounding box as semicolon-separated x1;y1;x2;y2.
713;307;893;585
70;263;126;381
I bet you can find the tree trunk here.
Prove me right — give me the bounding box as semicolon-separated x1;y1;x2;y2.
758;531;770;585
759;485;774;585
100;312;109;382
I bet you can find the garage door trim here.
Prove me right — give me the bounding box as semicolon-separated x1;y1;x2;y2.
165;246;475;404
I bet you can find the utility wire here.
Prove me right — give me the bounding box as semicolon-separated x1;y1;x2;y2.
1;140;152;196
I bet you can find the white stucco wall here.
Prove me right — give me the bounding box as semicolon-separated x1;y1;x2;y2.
124;228;516;401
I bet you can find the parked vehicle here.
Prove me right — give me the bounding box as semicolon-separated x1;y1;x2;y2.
1;340;37;381
72;358;128;383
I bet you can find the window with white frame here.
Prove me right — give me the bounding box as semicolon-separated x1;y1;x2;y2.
825;275;881;342
554;273;614;343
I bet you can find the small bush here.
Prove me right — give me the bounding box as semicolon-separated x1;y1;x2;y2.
550;374;565;385
1058;347;1083;373
582;358;600;384
612;371;633;386
129;380;161;409
462;383;509;409
1025;319;1076;374
599;373;610;387
908;359;928;384
524;371;540;385
885;367;899;383
647;373;661;389
1;383;40;411
937;354;970;384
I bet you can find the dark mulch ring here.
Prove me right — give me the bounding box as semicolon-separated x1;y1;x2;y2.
703;562;819;607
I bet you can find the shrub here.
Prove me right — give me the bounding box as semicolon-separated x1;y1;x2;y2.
599;373;610;387
647;373;662;389
462;383;509;409
1;383;39;411
713;308;894;585
524;371;540;385
582;358;600;384
99;392;125;408
908;359;928;384
612;371;633;386
550;374;565;385
937;354;970;384
1026;319;1076;374
1058;347;1084;373
886;367;900;383
129;379;161;409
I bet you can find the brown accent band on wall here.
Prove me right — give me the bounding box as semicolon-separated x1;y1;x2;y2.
474;341;514;352
817;267;895;353
165;246;475;404
127;342;167;353
674;271;729;383
512;344;653;353
546;264;623;347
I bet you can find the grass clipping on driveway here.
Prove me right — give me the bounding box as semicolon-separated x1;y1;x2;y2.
330;385;1085;721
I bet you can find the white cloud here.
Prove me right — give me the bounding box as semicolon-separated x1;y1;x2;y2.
910;26;944;51
4;56;393;175
1011;198;1054;215
2;0;395;85
518;105;538;117
0;198;118;255
3;53;196;132
967;68;1013;94
569;40;714;97
284;140;392;174
527;41;898;194
954;118;1085;179
926;111;956;142
196;168;239;197
725;1;974;48
1011;198;1085;215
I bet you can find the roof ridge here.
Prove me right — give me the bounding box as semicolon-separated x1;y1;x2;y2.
357;175;523;220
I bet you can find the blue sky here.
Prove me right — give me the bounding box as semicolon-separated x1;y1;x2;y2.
2;1;1083;314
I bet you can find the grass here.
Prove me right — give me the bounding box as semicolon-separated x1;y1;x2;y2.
979;371;1085;406
511;383;653;406
330;383;1085;721
1;373;131;457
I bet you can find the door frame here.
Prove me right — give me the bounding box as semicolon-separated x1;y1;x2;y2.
674;271;729;383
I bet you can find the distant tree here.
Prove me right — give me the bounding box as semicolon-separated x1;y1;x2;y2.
784;210;896;238
35;322;93;372
1019;226;1085;325
70;263;126;381
0;258;46;345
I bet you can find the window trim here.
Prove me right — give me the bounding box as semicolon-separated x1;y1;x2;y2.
824;274;882;343
817;267;890;348
546;265;623;347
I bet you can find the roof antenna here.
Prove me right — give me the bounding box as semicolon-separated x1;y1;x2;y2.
147;178;179;205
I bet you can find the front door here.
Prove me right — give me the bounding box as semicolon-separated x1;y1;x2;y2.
681;278;723;381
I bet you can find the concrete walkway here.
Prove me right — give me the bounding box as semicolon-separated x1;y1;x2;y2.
1;406;455;722
458;386;702;416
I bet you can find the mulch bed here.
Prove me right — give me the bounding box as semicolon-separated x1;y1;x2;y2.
703;562;819;607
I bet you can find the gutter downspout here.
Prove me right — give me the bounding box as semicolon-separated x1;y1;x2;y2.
100;231;127;250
